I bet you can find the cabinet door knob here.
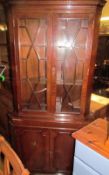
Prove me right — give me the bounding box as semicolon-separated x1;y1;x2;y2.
52;66;56;76
69;133;72;137
32;141;37;147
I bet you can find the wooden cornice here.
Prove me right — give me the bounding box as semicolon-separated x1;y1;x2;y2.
2;0;106;7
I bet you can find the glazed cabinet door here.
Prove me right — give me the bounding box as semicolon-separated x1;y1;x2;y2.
13;128;49;173
13;12;52;112
11;10;93;115
50;129;75;174
52;14;93;114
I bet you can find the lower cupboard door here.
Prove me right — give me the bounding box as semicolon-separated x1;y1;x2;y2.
15;129;49;173
73;157;100;175
51;130;75;173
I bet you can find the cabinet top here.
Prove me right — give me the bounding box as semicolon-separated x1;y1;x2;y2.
72;118;109;159
2;0;106;6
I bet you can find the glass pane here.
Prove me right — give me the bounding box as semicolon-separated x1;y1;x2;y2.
55;18;88;113
19;18;47;111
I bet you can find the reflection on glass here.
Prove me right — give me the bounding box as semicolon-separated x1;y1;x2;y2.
55;18;88;112
19;18;47;111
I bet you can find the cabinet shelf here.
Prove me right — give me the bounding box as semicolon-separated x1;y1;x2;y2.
20;44;47;47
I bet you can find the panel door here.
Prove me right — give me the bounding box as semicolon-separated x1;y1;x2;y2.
50;129;75;174
15;13;52;112
14;128;49;173
52;14;93;114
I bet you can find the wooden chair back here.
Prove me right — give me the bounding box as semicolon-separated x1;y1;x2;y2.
0;136;29;175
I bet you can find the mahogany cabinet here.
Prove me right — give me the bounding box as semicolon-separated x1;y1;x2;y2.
10;118;76;174
3;0;105;174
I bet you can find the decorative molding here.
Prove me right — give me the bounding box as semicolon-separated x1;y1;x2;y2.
2;0;106;7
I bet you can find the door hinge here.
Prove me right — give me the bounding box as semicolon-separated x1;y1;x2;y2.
13;20;16;28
